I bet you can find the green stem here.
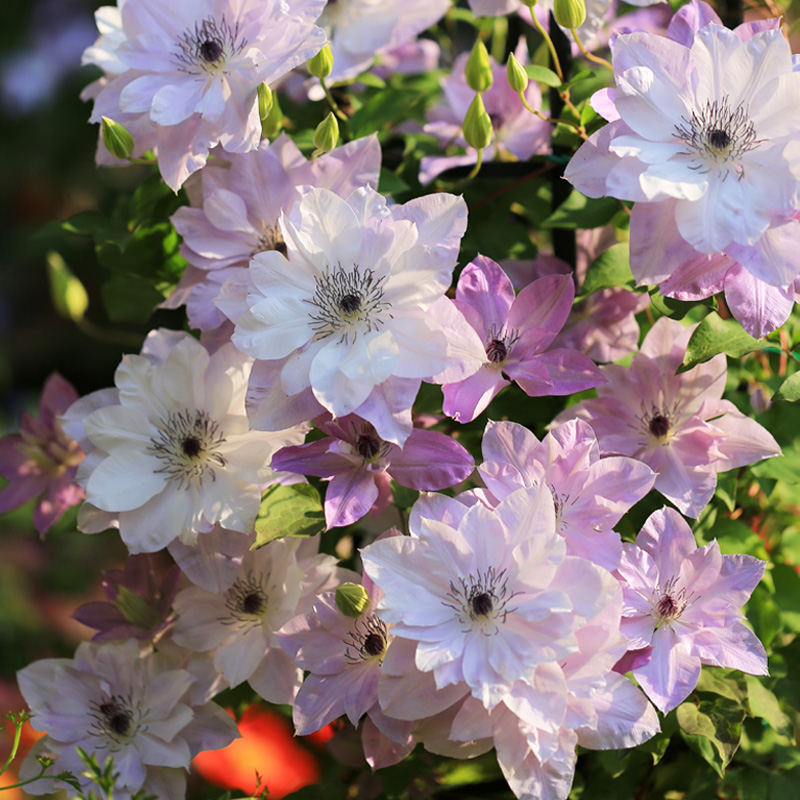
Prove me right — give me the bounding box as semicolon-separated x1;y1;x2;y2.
524;1;563;81
0;719;24;778
491;16;508;63
465;148;484;181
570;27;613;71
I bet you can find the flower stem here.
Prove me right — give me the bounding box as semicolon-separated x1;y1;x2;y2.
570;28;613;72
524;1;563;82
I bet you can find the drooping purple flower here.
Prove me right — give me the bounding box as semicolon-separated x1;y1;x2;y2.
420;43;550;184
617;507;768;712
438;255;605;424
478;419;656;570
553;317;780;518
0;373;84;535
73;554;181;642
271;413;474;528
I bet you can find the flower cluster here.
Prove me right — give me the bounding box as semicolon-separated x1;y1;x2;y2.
4;1;792;800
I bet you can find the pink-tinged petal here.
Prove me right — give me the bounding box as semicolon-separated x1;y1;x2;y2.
480;420;541;489
310;340;375;418
725;216;800;288
168;526;250;594
246;359;322;432
389;429;474;490
724;264;795;338
361;714;414;770
578;456;656;525
688;623;768;675
708;400;781;470
697;552;767;608
589;88;619;121
508;273;575;350
665;0;721;46
636;508;696;579
353;377;419;448
325;468;379;528
564;120;635;199
0;474;49;513
292;670;350;735
442;367;508;424
561;525;623;572
613;647;653;675
634;624;702;712
515;349;604;397
154;115;211;192
39;373;79;422
651;444;718;518
620;615;658;650
271;440;350;480
577;673;659;749
248;646;303;705
33;480;83;535
455;256;515;333
233;295;312;360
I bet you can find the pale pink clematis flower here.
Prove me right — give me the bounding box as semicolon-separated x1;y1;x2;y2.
171;535;355;704
478;419;656;570
437;255;604;423
278;572;414;769
361;485;621;712
552;317;780;518
0;373;84;535
82;0;327;190
229;185;476;446
617;507;768;712
165;134;381;333
61;329;307;553
17;639;238;800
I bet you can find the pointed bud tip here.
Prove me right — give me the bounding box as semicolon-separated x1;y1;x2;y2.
100;116;134;160
335;583;370;618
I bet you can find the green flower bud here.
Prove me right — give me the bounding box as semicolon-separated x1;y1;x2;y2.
257;83;273;121
261;91;284;139
307;44;334;80
465;39;493;93
462;93;492;150
335;582;371;618
313;111;339;154
507;52;529;94
553;0;586;30
101;116;134;160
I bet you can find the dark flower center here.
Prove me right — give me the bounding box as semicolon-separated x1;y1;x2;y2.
471;592;493;617
99;701;132;736
199;39;223;62
355;433;381;460
242;592;265;615
338;293;362;314
363;632;386;657
656;594;679;618
485;338;508;364
649;414;670;439
182;435;202;458
708;128;731;150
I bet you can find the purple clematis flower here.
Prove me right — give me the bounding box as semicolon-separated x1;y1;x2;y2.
617;507;768;712
73;554;181;642
438;255;605;423
0;373;84;535
553;317;780;518
271;414;474;528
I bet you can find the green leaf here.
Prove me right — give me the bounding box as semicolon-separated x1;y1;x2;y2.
772;563;800;633
390;480;418;510
349;88;422;138
747;585;781;649
524;64;562;87
46;251;88;321
379;168;410;195
649;288;706;321
354;71;387;89
774;372;800;403
580;243;634;296
680;313;764;372
252;484;325;548
34;210;111;241
677;697;745;777
101;275;164;323
541;189;620;230
745;675;793;737
559;69;596;92
750;446;800;485
695;668;747;704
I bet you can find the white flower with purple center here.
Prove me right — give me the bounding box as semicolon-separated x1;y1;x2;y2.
82;0;327;189
230;185;473;446
61;330;307;553
17;640;238;799
361;485;620;711
617;507;768;712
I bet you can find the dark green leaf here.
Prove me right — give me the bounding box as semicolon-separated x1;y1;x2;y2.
580;243;633;296
771;563;800;633
650;288;708;321
677;697;744;777
34;211;111;241
541;189;620;230
680;313;764;371
750;446;800;485
101;276;164;323
560;69;596;92
253;484;325;548
774;372;800;403
696;668;747;704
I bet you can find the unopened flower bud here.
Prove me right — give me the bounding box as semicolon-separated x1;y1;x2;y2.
553;0;586;30
261;91;284;139
335;583;370;618
313;111;339;154
307;44;334;80
465;39;493;93
101;116;134;160
507;52;529;94
257;83;273;121
462;93;492;150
